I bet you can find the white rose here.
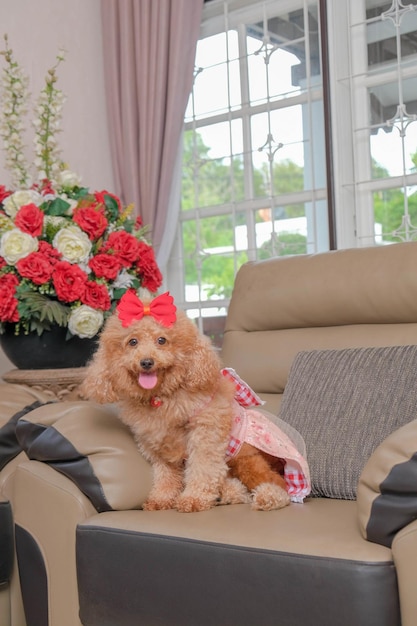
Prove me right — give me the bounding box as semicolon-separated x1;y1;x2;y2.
53;225;92;263
0;229;39;264
56;169;82;188
3;189;43;219
68;305;104;338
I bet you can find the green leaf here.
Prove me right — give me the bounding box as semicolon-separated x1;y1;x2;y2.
112;287;128;301
43;197;71;216
67;186;89;201
16;288;71;328
104;194;119;221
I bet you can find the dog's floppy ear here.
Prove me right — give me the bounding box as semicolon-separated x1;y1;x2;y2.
80;316;124;403
80;343;120;403
185;331;222;390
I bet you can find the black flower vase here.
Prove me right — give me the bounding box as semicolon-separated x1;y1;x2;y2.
0;325;98;370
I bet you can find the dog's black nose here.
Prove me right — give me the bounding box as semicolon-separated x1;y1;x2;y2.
140;358;154;370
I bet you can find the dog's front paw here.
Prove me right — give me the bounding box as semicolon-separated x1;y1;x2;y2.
175;493;217;513
218;477;250;505
142;497;176;511
251;483;290;511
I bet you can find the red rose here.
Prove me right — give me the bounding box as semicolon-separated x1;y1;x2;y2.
0;274;19;322
0;257;6;270
73;205;108;240
38;241;62;264
94;190;122;212
14;203;44;237
16;252;55;285
101;231;140;267
52;261;87;302
88;253;121;281
0;185;11;204
136;241;163;292
81;281;111;310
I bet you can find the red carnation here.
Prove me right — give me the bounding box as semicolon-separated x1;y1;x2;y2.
52;261;87;302
81;281;111;310
73;205;108;240
14;203;44;237
88;253;121;281
0;257;6;270
0;274;19;322
16;252;54;285
101;231;140;267
136;241;163;292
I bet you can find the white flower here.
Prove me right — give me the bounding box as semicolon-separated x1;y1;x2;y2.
44;215;67;229
56;169;82;188
0;228;38;264
3;189;43;218
68;305;103;338
53;225;92;263
112;268;135;290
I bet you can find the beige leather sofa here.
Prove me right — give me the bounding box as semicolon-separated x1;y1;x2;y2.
3;241;417;626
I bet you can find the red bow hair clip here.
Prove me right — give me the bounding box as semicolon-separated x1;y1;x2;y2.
116;291;177;328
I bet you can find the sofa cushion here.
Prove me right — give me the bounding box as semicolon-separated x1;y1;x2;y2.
15;401;152;512
76;500;400;626
357;419;417;547
278;345;417;500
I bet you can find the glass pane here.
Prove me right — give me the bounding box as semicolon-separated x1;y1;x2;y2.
200;251;247;300
369;78;417;178
366;1;417;70
251;108;307;196
185;31;241;121
252;204;308;257
182;218;248;299
251;108;304;161
247;38;302;104
246;5;321;103
373;186;417;243
197;120;244;159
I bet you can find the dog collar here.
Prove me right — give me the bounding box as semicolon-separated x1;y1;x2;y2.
150;396;163;408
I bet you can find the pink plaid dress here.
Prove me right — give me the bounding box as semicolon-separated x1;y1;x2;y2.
221;368;311;503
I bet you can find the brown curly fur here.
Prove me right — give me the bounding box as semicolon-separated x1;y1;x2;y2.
80;304;289;512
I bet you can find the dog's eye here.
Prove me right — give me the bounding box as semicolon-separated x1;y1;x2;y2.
128;338;138;347
157;337;166;345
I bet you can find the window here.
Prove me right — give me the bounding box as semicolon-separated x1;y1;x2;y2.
328;0;417;247
167;0;417;344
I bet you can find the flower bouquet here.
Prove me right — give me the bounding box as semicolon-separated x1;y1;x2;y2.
0;36;162;346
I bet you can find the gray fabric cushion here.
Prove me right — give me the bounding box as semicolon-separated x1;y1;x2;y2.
278;345;417;499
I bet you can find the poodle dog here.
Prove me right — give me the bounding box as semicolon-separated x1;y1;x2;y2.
81;291;309;512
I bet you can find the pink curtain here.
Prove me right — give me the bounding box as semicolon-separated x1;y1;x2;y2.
101;0;203;264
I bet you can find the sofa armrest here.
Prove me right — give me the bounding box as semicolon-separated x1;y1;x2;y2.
357;419;417;547
15;401;152;512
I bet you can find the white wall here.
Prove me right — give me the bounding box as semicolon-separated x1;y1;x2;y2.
0;0;115;374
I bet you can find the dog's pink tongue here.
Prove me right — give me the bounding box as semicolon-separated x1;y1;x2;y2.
138;372;158;390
